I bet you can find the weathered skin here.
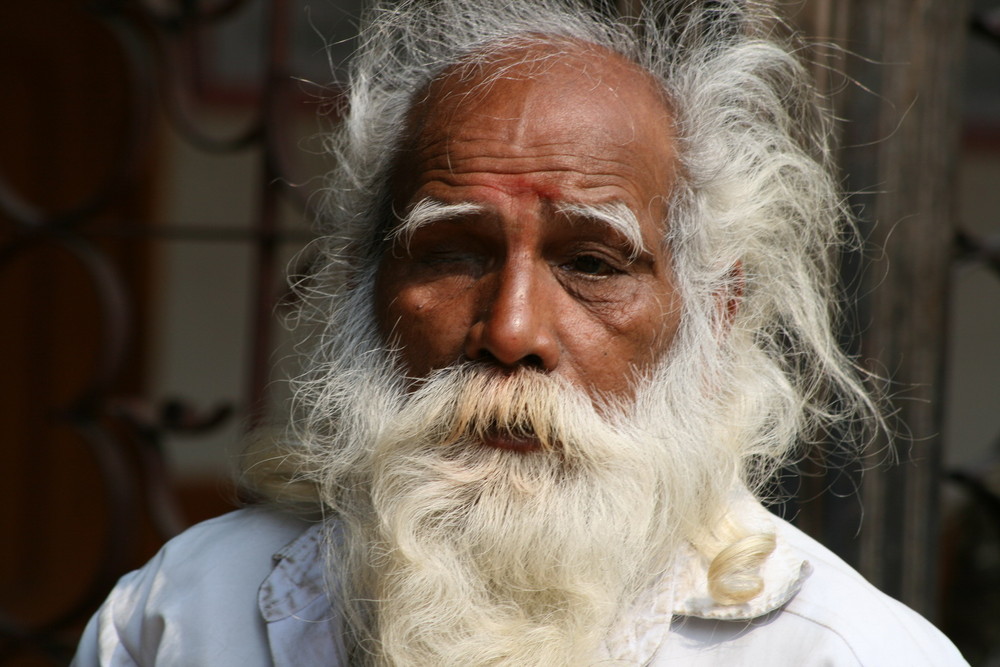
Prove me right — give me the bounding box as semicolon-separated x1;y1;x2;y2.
375;43;684;449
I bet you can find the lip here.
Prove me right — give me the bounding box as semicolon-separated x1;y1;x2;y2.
481;432;541;453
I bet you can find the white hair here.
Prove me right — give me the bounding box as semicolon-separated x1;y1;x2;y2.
306;0;874;472
242;0;881;660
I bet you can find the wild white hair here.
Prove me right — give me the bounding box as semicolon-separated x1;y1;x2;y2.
242;0;880;663
304;0;873;470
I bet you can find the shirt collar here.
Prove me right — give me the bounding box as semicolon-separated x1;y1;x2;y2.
259;518;329;622
259;521;348;666
259;494;811;664
602;492;811;662
669;492;811;621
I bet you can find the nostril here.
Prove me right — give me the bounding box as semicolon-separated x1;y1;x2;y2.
473;349;498;365
468;349;546;371
522;353;545;369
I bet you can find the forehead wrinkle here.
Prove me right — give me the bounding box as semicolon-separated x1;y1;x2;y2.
413;46;665;152
412;139;657;189
392;41;679;250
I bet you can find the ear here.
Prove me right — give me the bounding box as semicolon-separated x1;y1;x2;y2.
715;261;744;328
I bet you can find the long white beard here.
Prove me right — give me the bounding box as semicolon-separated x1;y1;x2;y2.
309;358;736;667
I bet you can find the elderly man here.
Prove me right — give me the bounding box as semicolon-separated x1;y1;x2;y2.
73;0;966;665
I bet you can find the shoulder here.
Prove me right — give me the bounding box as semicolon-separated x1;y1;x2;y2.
657;515;968;666
772;518;966;665
117;506;314;613
146;505;311;576
653;506;966;667
72;507;315;667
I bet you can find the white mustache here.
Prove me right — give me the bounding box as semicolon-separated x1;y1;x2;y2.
388;362;623;461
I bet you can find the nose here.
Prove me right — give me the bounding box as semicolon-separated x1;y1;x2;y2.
463;260;560;371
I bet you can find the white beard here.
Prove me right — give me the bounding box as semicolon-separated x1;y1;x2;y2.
308;357;737;667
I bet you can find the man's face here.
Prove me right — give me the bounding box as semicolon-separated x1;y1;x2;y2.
375;45;682;448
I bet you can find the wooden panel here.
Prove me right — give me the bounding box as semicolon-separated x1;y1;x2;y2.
792;0;969;618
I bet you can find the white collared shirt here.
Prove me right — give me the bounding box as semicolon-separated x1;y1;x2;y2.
71;501;967;666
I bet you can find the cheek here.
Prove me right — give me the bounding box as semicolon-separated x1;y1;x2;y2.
595;280;679;345
576;285;680;390
375;275;473;374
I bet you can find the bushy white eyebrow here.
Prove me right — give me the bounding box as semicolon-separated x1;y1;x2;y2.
387;199;484;248
555;201;648;260
387;198;648;261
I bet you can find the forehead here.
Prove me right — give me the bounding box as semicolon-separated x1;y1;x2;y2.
391;40;678;220
411;40;672;141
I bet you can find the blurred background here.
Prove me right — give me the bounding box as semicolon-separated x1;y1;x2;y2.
1;0;997;664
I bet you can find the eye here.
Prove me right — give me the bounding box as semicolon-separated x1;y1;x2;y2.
394;225;492;279
563;254;620;276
